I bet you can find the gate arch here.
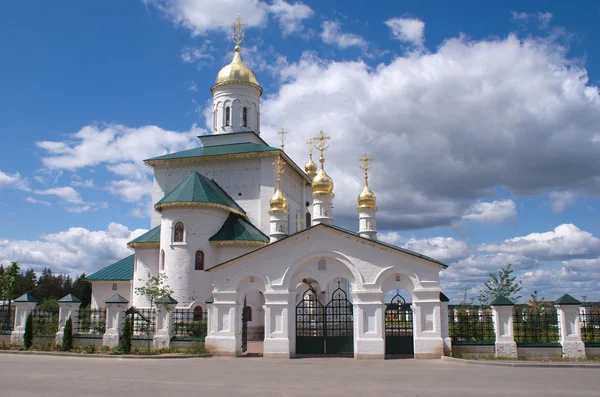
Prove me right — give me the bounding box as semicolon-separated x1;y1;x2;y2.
385;290;414;356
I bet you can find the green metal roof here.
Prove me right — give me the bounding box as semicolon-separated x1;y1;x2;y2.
555;294;581;305
156;295;178;305
490;295;515;306
209;214;269;243
105;294;129;304
205;296;214;304
59;293;82;303
155;172;245;215
86;255;134;281
145;142;279;162
14;293;38;303
440;292;450;302
128;225;161;246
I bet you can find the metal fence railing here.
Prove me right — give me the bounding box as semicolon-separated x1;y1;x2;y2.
31;308;58;338
448;309;495;344
0;304;15;333
74;308;106;336
580;311;600;345
513;307;559;345
171;308;207;340
131;308;156;339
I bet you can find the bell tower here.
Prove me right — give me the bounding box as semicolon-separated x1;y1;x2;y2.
210;14;262;135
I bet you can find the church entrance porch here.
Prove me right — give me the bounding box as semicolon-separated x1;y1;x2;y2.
295;281;354;356
384;290;414;356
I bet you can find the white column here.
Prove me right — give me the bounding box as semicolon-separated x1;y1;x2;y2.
153;298;177;350
102;298;129;348
556;304;586;359
55;295;81;346
440;295;452;356
10;295;38;346
263;291;295;358
204;291;240;356
358;209;377;240
491;304;517;358
354;291;385;359
412;289;444;359
312;195;333;226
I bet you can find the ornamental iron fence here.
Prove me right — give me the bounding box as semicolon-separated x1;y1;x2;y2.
31;308;58;338
513;306;559;345
171;308;207;340
580;311;600;345
448;309;495;344
74;308;106;336
0;304;15;333
131;308;156;340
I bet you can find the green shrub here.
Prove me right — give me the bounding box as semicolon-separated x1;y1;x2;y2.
119;314;132;353
24;312;33;349
83;344;96;354
38;299;59;314
101;345;110;353
111;346;121;355
185;341;208;355
62;316;73;351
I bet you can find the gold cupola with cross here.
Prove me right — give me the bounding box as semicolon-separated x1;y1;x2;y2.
357;154;377;211
311;130;334;196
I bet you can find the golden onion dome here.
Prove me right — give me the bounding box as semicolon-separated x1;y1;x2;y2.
270;184;288;213
305;157;317;177
312;165;334;195
357;182;377;210
213;46;261;91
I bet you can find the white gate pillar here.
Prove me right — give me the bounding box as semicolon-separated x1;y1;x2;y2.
555;294;586;359
102;294;129;348
55;294;82;346
491;295;517;358
153;295;178;350
354;291;385;359
263;291;295;358
412;289;444;359
10;293;38;346
204;291;239;356
440;292;452;356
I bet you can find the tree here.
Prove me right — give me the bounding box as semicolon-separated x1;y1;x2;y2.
120;314;132;354
0;261;20;302
135;272;174;352
24;312;33;349
478;264;523;305
62;316;73;351
72;274;92;307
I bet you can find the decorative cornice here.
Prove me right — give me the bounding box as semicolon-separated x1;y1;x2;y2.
210;240;267;248
145;150;276;167
155;201;245;216
312;191;335;198
269;208;288;215
128;242;160;249
357;206;378;212
210;80;263;96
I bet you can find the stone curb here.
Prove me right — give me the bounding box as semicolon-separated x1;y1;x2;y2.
0;350;211;359
441;355;600;368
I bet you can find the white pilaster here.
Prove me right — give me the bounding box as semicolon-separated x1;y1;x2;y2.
55;296;81;346
204;292;240;356
412;289;444;359
440;298;452;356
10;296;38;346
491;304;517;358
102;297;129;348
354;291;385;359
263;291;295;358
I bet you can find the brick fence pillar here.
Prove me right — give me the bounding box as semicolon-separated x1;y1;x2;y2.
491;295;517;358
102;294;129;348
10;293;38;346
555;294;586;359
55;294;81;346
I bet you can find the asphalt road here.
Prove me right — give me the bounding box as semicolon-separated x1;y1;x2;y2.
0;354;597;397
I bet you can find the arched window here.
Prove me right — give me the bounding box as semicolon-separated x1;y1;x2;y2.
112;283;117;291
174;222;184;243
213;110;217;130
244;306;252;322
242;107;248;127
160;249;165;271
193;306;203;321
195;250;204;271
225;106;231;126
305;212;311;228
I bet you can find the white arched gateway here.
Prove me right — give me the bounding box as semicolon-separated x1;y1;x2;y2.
205;224;447;359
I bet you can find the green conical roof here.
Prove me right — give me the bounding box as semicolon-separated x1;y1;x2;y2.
14;293;38;303
209;214;269;243
59;293;82;303
128;225;161;248
555;294;580;305
105;294;129;304
490;295;514;306
156;295;178;305
155;172;245;215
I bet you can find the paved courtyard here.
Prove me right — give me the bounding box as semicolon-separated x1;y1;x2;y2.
0;354;597;397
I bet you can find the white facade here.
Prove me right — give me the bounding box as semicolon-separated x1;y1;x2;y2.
91;281;132;309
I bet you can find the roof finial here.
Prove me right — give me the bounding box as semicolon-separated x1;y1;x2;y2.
278;128;288;151
295;211;303;232
359;153;372;185
313;130;331;166
230;13;247;48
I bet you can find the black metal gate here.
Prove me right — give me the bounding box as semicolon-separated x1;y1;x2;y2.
241;295;248;353
385;292;414;355
295;283;354;355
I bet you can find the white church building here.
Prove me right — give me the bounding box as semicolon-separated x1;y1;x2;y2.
87;16;449;359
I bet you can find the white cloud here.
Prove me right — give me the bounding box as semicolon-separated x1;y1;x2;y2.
258;32;600;229
268;0;313;36
107;179;153;203
548;190;576;213
512;11;553;29
379;232;468;263
0;223;146;275
71;174;94;188
479;224;600;260
320;20;367;49
34;186;83;204
462;199;517;224
181;41;215;65
25;197;51;206
384;17;425;48
0;170;29;192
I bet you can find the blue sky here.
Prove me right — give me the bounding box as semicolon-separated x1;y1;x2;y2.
1;0;600;302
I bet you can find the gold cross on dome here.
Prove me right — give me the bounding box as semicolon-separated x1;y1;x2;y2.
359;154;372;172
295;211;303;232
230;13;247;46
312;130;331;155
277;128;288;151
272;156;286;180
306;138;314;155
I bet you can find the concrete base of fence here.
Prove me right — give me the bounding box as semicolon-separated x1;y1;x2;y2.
495;341;517;358
587;346;600;359
452;344;494;358
443;337;452;356
102;332;119;348
561;340;586;359
55;331;64;347
517;346;562;359
10;329;24;346
153;332;170;350
0;334;11;345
